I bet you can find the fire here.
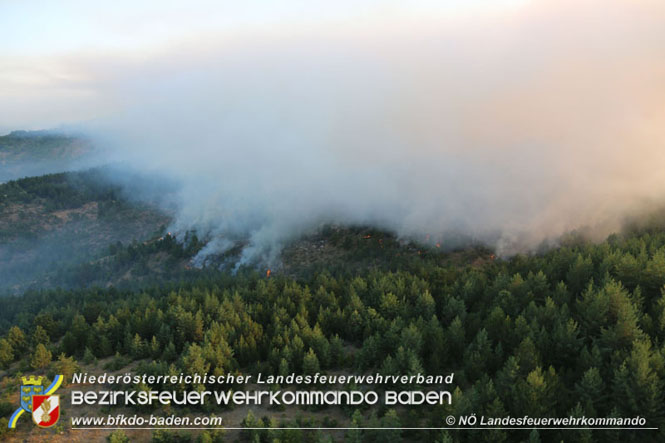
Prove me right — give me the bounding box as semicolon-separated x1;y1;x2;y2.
489;254;496;260
266;269;271;278
363;235;372;239
435;243;441;248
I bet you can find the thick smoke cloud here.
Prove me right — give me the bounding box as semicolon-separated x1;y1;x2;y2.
81;0;665;265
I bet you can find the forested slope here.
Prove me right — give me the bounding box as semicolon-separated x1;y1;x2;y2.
0;170;171;293
0;222;663;442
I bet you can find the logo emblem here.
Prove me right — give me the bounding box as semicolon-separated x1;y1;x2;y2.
32;395;60;428
20;375;44;413
8;374;63;429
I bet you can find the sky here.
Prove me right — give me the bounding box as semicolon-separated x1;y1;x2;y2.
0;0;531;133
1;0;664;264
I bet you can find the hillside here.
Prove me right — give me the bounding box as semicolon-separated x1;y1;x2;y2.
0;166;663;442
0;217;664;441
0;131;96;183
0;166;497;294
0;170;170;293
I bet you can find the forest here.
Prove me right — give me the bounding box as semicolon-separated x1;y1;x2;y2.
0;204;664;442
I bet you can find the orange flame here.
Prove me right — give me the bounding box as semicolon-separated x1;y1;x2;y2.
490;254;496;260
363;235;372;239
435;243;441;248
266;269;271;278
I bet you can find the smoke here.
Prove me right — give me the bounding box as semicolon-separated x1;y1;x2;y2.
65;0;665;264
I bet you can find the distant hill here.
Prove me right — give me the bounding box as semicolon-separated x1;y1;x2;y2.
0;166;489;294
0;130;96;182
0;169;171;293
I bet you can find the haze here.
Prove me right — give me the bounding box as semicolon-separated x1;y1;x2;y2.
2;0;664;264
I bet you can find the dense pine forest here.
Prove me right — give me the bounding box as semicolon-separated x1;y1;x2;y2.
0;180;664;441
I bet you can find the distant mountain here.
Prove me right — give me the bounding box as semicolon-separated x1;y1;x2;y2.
0;130;96;182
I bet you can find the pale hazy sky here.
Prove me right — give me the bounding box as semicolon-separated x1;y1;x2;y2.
0;0;530;133
3;1;528;54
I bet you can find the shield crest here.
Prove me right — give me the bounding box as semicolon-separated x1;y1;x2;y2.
32;395;60;428
20;383;44;412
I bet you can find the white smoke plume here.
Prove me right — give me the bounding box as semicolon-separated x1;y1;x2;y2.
22;1;665;264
